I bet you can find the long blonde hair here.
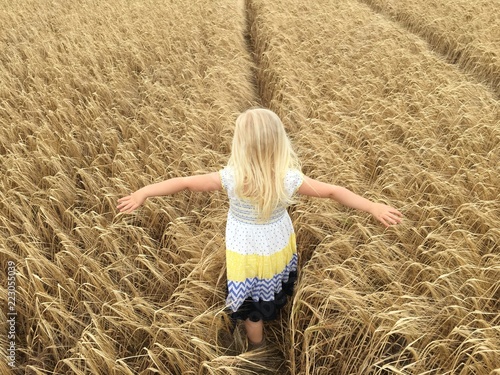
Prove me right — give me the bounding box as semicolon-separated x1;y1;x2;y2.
228;108;301;221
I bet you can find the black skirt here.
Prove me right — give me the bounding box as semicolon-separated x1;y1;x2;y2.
230;271;297;322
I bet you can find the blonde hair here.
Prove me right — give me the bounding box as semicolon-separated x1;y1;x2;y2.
228;108;301;221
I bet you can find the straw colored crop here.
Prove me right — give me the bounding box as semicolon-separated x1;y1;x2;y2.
247;0;499;373
0;0;499;374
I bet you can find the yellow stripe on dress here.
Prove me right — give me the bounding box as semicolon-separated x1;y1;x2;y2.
226;233;296;282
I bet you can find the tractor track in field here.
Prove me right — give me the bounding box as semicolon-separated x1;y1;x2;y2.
239;0;264;106
358;0;500;98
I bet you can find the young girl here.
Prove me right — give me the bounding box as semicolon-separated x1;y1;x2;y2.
117;108;402;350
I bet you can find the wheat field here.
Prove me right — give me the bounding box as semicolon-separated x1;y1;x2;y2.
0;0;498;374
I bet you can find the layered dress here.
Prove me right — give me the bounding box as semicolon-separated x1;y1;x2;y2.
219;167;303;321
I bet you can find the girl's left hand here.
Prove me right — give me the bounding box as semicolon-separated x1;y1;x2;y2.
370;203;403;227
117;191;146;213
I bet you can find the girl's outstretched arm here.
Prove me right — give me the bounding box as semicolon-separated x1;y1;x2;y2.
298;175;402;227
117;172;222;213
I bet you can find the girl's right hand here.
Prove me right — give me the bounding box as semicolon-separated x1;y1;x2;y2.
369;203;403;227
117;192;146;213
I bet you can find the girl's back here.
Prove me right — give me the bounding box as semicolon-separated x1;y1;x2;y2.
220;166;302;225
227;108;301;223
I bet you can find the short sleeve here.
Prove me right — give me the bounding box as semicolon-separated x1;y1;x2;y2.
284;169;304;196
219;167;234;194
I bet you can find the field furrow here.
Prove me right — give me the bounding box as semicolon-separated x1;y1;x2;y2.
360;0;500;96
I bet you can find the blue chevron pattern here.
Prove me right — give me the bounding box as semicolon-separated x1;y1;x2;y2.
227;254;298;312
